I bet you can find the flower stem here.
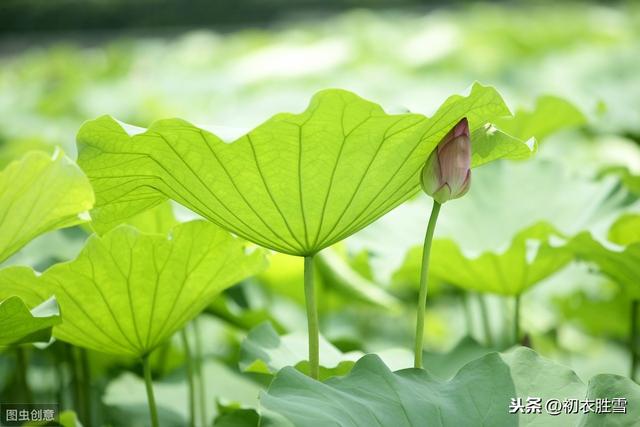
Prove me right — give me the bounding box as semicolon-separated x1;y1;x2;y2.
181;329;196;427
304;255;319;380
462;293;473;335
631;299;639;381
193;318;207;427
414;201;441;369
15;346;32;403
514;294;521;345
143;355;159;427
79;348;92;425
477;293;493;347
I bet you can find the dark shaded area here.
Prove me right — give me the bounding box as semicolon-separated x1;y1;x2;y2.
1;0;472;34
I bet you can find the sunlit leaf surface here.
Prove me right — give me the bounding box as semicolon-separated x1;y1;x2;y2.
77;84;533;255
0;221;267;357
0;150;94;263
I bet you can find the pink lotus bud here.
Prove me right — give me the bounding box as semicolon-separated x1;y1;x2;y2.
421;118;471;204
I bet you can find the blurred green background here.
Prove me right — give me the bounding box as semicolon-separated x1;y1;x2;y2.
1;1;639;426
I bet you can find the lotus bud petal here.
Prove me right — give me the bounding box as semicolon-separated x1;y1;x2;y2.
421;118;471;204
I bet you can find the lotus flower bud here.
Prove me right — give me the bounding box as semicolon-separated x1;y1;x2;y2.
421;118;471;204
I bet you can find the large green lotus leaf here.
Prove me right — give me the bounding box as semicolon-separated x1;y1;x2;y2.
569;232;640;298
261;347;639;427
495;95;586;142
580;374;640;426
76;84;533;256
0;221;267;357
0;150;94;263
260;353;514;427
428;222;573;296
0;296;61;346
350;158;630;283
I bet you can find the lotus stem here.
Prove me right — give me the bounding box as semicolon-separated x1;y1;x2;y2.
79;348;92;425
414;201;441;369
462;293;473;336
193;318;207;426
514;294;521;345
304;255;320;379
631;299;639;381
155;341;171;377
143;355;160;427
55;350;65;409
67;344;83;422
181;329;196;427
477;293;493;347
15;346;33;403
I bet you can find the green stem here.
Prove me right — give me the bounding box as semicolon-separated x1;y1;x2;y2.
155;341;171;378
16;346;33;403
514;294;521;345
71;347;86;424
181;329;196;427
462;293;473;336
66;344;81;419
79;348;92;425
477;293;493;347
414;201;441;369
193;319;207;427
55;351;65;409
304;255;319;380
143;355;159;427
631;299;639;381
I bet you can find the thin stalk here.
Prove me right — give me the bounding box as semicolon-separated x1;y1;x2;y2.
631;299;639;380
304;255;319;380
71;346;86;424
142;355;159;427
155;341;171;378
66;344;81;420
15;346;33;403
514;294;521;345
55;352;65;409
414;201;441;368
79;348;92;425
462;293;473;336
193;319;207;427
476;293;493;347
181;329;196;427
